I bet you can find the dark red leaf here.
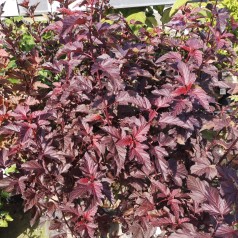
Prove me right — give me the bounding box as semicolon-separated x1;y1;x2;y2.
187;176;208;203
70;178;103;205
202;187;231;216
189;87;214;111
153;146;169;179
21;161;44;172
159;113;191;129
156;52;182;63
132;116;150;142
191;157;217;179
176;61;196;86
80;152;99;178
61;13;87;36
91;57;123;91
169;223;212;238
215;224;238;238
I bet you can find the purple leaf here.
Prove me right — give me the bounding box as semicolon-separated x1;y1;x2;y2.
80;152;99;178
153;146;169;179
159;113;191;129
191;157;217;180
91;56;123;91
132;116;150;142
189;87;214;111
215;224;238;238
129;94;151;110
102;126;121;139
156;52;182;63
172;99;192;116
202;187;231;216
169;159;188;186
61;13;86;37
56;41;83;58
169;223;212;238
187;176;208;203
21;161;44;172
70;178;103;205
176;61;196;86
41;20;63;34
129;143;152;175
153;97;173;109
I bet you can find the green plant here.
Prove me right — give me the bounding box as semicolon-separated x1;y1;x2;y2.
222;0;238;20
111;6;158;34
169;0;188;16
0;191;13;227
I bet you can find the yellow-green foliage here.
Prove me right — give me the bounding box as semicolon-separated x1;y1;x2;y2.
229;95;238;102
222;0;238;20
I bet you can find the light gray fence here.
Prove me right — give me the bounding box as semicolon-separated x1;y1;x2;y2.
0;0;178;17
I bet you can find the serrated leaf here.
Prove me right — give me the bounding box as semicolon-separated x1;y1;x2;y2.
61;13;86;36
91;57;123;91
21;161;44;172
170;0;188;17
191;157;217;180
203;187;231;216
187;176;208;203
189;87;213;111
215;224;238;238
156;52;182;63
132;116;150;142
70;178;103;205
159;114;191;129
177;61;196;86
153;146;169;179
81;152;99;178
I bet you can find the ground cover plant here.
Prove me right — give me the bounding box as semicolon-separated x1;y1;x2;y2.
0;0;238;237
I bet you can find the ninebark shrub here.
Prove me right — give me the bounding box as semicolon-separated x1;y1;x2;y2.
0;1;238;237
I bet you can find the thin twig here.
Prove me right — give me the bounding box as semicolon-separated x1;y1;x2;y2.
218;137;238;164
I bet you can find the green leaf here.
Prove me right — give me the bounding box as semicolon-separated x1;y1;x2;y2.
38;69;52;78
7;78;21;84
145;16;158;27
198;8;212;18
4;18;13;26
6;60;17;70
0;219;8;227
20;34;35;52
170;0;188;16
229;95;238;102
161;7;172;25
0;191;10;199
126;12;146;24
5;214;13;222
154;5;165;16
201;130;217;141
13;16;23;22
4;164;17;175
42;31;54;40
101;19;114;25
